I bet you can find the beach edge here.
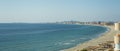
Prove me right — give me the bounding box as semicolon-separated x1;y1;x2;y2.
64;25;117;51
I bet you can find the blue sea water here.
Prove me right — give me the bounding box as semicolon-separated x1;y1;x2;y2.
0;23;107;51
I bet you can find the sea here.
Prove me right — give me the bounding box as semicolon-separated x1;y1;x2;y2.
0;23;108;51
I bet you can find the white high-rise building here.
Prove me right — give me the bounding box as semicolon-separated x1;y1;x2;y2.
114;34;120;51
115;23;120;31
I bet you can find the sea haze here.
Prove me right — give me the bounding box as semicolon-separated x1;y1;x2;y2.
0;23;107;51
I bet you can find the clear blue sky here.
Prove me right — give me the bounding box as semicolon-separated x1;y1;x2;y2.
0;0;120;23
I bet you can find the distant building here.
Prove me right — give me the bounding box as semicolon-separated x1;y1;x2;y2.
114;34;120;51
115;23;120;31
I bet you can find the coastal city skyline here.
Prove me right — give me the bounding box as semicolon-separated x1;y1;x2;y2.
1;0;120;51
0;0;120;23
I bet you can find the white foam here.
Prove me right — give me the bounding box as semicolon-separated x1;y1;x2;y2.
60;50;64;51
63;42;71;45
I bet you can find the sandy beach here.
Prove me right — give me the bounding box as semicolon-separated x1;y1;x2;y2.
64;25;120;51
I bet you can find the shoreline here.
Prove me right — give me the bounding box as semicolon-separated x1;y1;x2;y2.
64;25;120;51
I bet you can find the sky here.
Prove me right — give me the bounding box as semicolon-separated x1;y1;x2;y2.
0;0;120;23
